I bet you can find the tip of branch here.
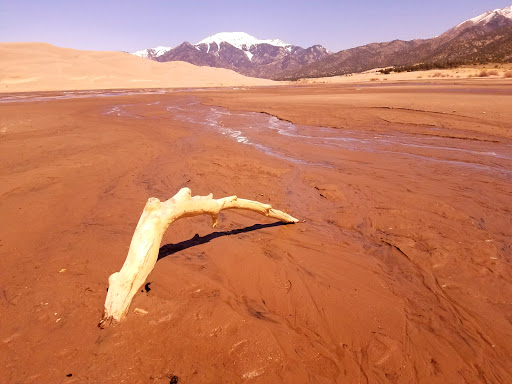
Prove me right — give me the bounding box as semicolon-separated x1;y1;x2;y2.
211;214;218;228
98;315;116;329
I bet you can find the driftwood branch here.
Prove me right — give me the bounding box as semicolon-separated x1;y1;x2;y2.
99;187;298;327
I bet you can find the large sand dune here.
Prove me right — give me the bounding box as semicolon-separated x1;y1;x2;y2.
0;42;276;92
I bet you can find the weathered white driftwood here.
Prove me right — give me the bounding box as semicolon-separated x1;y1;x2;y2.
99;187;298;327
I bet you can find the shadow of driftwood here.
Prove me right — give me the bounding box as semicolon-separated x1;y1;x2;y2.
157;221;289;261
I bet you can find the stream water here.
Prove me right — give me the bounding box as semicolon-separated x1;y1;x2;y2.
152;97;512;177
2;90;510;176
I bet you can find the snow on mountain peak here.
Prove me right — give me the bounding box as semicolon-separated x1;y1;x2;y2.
132;32;293;61
498;4;512;18
132;45;173;58
456;4;512;29
132;49;149;58
196;32;292;52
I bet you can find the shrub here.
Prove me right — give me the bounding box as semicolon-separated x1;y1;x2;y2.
478;70;489;77
432;72;442;77
378;68;392;75
504;71;512;78
488;70;499;76
370;78;379;81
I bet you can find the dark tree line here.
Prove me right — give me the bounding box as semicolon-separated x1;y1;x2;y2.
378;57;510;74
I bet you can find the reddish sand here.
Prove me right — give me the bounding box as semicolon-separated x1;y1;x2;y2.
1;83;511;383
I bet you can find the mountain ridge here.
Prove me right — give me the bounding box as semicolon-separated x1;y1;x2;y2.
277;4;512;79
132;32;331;79
132;5;512;80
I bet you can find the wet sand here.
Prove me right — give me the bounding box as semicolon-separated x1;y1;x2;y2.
1;83;511;383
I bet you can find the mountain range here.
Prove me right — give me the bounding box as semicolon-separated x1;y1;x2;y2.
133;5;512;80
133;32;330;79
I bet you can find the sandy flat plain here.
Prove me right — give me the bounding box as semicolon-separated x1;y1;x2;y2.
295;63;512;85
1;79;512;383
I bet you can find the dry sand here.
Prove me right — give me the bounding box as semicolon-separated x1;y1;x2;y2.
0;43;276;92
1;83;512;383
295;64;512;84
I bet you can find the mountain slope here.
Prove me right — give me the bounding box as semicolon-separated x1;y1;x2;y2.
447;4;512;36
133;32;331;79
277;5;512;79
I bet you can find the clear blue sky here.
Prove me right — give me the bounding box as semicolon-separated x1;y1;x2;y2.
1;0;510;52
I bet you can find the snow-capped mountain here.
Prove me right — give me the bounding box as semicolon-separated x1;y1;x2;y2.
196;32;292;59
132;5;512;80
133;32;293;61
131;32;330;79
278;4;512;80
197;31;291;50
454;5;512;31
438;4;512;42
132;46;173;60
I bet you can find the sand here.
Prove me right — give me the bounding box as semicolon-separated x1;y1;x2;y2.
202;82;512;140
1;83;511;383
0;43;276;92
295;64;512;85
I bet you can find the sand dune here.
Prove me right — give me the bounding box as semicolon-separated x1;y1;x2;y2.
0;42;276;92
